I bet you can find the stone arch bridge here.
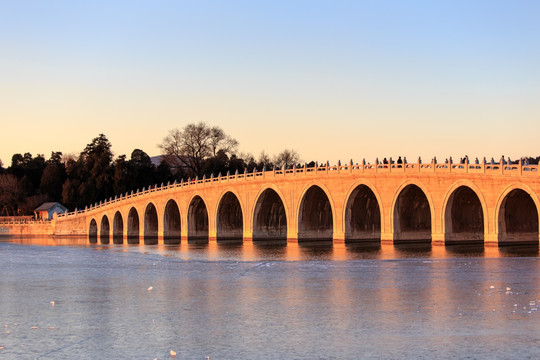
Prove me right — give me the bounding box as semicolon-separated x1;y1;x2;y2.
55;160;540;246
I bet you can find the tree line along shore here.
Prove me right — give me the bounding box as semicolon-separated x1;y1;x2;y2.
0;122;300;216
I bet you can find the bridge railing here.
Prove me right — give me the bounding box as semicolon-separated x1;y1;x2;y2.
55;158;539;220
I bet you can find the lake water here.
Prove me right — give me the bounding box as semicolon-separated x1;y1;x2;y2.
0;237;539;359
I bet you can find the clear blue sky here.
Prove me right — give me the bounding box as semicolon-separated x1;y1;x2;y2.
1;0;539;165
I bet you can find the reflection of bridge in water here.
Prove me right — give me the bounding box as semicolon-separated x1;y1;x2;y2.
55;159;540;246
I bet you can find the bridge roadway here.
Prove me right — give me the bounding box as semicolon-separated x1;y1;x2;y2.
55;160;540;246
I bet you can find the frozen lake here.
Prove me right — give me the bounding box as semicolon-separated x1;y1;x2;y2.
0;238;539;359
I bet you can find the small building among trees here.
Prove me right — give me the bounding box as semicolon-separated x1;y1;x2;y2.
34;202;68;220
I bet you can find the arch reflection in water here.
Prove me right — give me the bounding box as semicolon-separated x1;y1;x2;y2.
345;184;381;243
144;203;158;245
113;211;123;244
89;219;98;243
499;189;539;244
445;186;484;244
253;188;287;243
394;184;431;243
127;207;140;244
217;192;243;242
163;200;181;244
188;196;209;243
100;215;110;244
298;185;333;243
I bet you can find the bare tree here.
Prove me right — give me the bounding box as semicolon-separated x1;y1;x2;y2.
209;126;238;156
159;122;238;177
274;149;301;169
258;151;274;169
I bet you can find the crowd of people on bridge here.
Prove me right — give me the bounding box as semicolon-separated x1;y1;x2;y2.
375;155;534;168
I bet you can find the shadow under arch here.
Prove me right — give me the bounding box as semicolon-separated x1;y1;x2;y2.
100;215;110;244
188;195;209;243
298;184;334;243
163;199;181;244
392;181;433;243
112;211;124;244
496;184;539;245
443;183;485;244
344;183;382;243
252;187;287;243
144;202;159;245
217;191;243;242
127;207;140;244
89;218;98;243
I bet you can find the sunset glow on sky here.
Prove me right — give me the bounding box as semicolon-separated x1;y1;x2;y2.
1;1;539;165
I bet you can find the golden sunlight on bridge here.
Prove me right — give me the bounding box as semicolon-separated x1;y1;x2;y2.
45;159;540;246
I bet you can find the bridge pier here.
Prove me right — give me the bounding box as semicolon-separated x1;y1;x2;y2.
484;232;499;246
431;233;445;246
381;232;393;245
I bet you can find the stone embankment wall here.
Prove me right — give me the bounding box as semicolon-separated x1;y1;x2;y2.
0;222;55;237
0;217;87;238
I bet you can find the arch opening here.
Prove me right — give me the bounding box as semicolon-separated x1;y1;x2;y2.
217;192;243;242
144;203;159;245
164;199;181;245
89;219;98;243
253;189;287;242
298;185;333;242
445;186;484;243
100;216;110;244
394;184;431;243
127;207;140;244
498;189;539;244
113;211;124;244
345;185;381;243
188;196;209;242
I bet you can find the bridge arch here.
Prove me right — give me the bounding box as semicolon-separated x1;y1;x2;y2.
163;198;181;244
89;218;98;243
216;190;244;242
100;215;110;244
297;182;335;242
442;181;487;244
252;185;288;242
188;194;209;242
496;183;540;244
144;202;159;244
343;180;383;243
113;211;124;244
127;207;140;244
391;180;434;243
